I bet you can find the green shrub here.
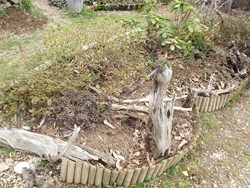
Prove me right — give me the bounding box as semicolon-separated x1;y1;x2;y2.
123;0;210;59
22;0;32;11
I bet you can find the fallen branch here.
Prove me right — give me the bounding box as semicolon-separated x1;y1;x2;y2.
192;86;236;96
0;128;115;165
49;125;80;163
111;104;148;113
120;95;187;104
111;104;192;113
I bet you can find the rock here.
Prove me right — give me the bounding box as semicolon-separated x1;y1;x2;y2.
0;162;9;172
14;162;30;174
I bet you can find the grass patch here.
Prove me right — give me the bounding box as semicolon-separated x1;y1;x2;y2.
0;36;33;51
243;153;250;164
0;12;149;123
0;147;16;158
0;9;6;18
201;114;221;131
37;159;52;169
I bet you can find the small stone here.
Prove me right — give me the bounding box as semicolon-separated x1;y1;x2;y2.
14;162;30;174
0;162;9;172
5;158;14;166
182;171;189;177
179;64;184;70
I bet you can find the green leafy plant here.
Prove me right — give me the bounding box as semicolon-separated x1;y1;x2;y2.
22;0;32;11
123;0;210;58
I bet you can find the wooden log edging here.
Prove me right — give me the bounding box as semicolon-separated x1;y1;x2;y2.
60;119;201;187
195;79;248;112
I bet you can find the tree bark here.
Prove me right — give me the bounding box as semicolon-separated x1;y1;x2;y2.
147;66;175;158
0;128;115;165
224;0;233;13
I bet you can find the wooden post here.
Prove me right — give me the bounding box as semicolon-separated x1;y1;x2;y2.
148;66;175;158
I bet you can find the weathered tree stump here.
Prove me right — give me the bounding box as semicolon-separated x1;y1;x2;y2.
147;66;175;158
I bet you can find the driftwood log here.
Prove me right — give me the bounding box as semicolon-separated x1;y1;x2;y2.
147;66;175;158
0;127;115;165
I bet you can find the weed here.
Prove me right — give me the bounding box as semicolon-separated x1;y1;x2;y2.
169;165;181;177
243;153;250;164
201;114;221;131
0;9;6;18
22;0;32;11
1;147;16;158
37;159;52;169
178;179;191;188
186;154;199;165
218;159;240;179
225;90;242;109
164;181;175;188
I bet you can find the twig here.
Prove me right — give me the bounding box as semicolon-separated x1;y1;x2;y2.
207;73;215;90
50;125;81;163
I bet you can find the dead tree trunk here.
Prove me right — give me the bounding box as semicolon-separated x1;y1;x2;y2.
224;0;233;13
147;66;175;158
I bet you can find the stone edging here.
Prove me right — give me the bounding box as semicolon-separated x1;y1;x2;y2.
59;115;201;187
195;79;248;113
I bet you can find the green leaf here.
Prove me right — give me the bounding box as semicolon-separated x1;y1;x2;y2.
170;45;175;51
162;33;168;38
163;40;172;44
176;44;182;49
151;19;156;25
188;25;193;33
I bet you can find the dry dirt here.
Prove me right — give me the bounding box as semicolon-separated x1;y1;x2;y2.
188;89;250;188
0;8;47;34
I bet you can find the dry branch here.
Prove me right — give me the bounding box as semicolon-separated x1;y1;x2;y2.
111;104;192;113
192;85;236;96
120;95;187;104
0;128;115;165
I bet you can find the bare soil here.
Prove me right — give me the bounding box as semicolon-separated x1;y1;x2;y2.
39;91;195;169
189;89;250;188
0;8;47;34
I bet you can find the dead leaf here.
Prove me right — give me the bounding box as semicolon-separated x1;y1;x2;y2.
177;139;188;150
112;151;125;161
116;160;123;170
104;119;115;129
